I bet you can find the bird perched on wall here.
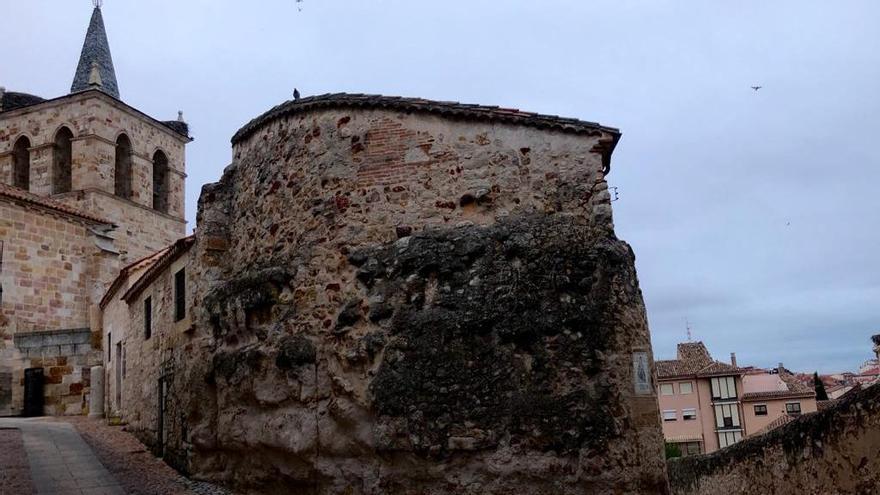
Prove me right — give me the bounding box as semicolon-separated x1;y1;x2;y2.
751;86;762;91
293;88;301;100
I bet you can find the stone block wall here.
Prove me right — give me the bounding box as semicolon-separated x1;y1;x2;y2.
5;328;99;416
668;384;880;494
60;190;186;263
160;101;667;493
119;249;193;465
0;90;188;222
0;200;96;331
0;196;115;416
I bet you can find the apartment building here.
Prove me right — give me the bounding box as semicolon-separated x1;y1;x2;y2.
657;342;816;455
656;342;745;455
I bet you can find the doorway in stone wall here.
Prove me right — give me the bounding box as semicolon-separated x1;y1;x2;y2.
157;376;168;457
0;370;12;416
23;368;44;417
115;342;122;410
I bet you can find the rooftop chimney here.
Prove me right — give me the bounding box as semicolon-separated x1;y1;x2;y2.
730;352;737;367
777;362;785;374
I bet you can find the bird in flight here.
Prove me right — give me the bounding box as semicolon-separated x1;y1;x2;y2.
751;86;762;91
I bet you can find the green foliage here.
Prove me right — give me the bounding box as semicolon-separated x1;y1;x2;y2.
665;442;682;459
814;371;829;401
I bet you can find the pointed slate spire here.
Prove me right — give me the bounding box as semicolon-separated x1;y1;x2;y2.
71;4;120;99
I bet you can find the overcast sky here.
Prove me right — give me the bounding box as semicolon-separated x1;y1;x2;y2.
4;1;878;373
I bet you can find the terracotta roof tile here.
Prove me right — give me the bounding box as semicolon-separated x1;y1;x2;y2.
0;182;113;225
98;246;173;309
656;342;743;379
121;236;195;304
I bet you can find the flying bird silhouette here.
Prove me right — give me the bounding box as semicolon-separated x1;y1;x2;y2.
751;86;762;91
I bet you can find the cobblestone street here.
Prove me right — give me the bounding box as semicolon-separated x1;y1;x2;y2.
0;418;233;495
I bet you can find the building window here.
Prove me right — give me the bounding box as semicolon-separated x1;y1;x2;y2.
115;134;133;199
12;136;31;190
662;410;677;422
710;376;738;401
786;402;802;415
679;382;693;395
683;408;697;421
754;404;768;416
660;383;675;396
107;331;112;361
717;430;742;449
53;127;74;194
152;150;170;213
714;403;741;430
144;296;152;339
174;268;186;321
682;441;702;456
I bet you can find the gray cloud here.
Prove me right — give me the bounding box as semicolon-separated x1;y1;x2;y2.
4;0;878;373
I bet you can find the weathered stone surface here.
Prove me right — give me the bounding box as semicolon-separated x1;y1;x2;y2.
127;102;666;493
668;384;880;495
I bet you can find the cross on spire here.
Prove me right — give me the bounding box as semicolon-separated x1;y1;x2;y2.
93;0;103;8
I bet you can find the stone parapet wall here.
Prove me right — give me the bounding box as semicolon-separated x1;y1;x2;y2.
668;384;880;494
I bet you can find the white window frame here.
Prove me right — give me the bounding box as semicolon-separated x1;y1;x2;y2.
679;382;694;395
682;408;697;421
710;376;737;400
660;383;675;396
717;430;742;449
754;404;768;416
714;403;741;430
662;410;677;422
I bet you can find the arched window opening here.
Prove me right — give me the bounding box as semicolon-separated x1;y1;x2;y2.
115;134;133;199
152;150;169;213
12;137;31;190
53;127;74;194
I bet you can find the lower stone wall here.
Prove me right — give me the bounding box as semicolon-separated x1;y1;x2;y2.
668;384;880;494
6;328;100;416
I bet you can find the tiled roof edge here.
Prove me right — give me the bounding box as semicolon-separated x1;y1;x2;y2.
231;93;621;146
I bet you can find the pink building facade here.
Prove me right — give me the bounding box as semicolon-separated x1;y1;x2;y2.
656;342;816;455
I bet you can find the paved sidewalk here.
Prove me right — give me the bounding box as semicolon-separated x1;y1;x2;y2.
0;418;124;495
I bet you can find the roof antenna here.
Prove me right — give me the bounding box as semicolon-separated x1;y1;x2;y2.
93;0;103;8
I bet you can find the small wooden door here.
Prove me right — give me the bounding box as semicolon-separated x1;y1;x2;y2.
23;368;44;417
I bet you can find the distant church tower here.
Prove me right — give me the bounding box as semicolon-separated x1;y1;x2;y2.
0;2;191;263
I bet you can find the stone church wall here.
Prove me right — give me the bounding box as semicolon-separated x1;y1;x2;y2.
0;200;97;331
0;199;110;415
167;105;667;493
0;91;188;262
668;384;880;494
